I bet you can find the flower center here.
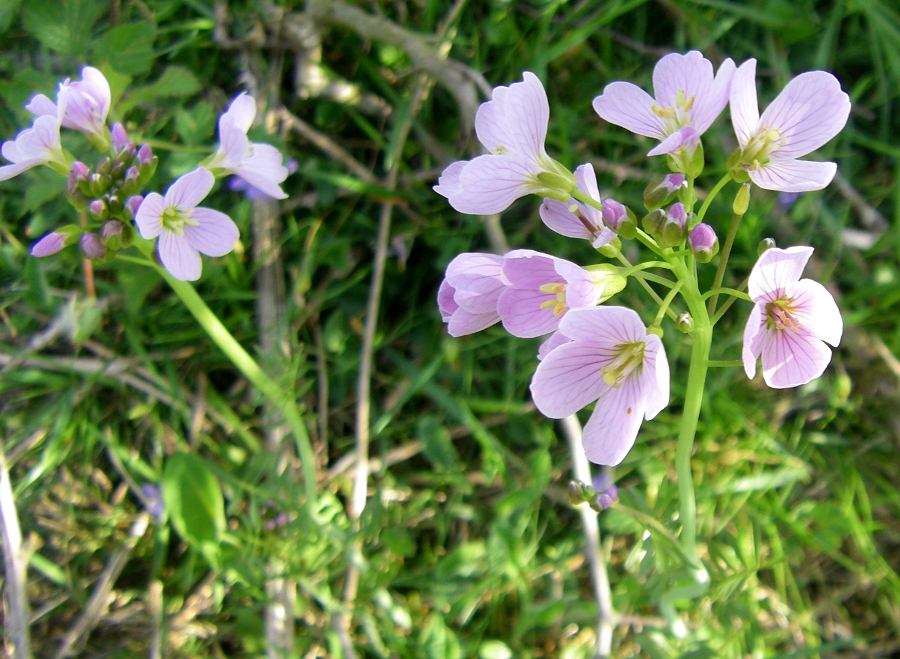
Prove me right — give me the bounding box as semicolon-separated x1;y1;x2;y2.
600;341;646;388
741;127;787;170
765;297;800;332
538;282;568;316
161;206;198;236
652;89;695;133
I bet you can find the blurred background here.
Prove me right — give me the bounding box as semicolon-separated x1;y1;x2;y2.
0;0;898;657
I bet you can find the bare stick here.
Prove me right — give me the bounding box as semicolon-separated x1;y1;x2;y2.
0;442;32;659
148;580;163;659
560;415;617;658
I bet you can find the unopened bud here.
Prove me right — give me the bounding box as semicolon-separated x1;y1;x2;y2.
65;171;90;211
597;236;621;258
111;122;133;154
70;161;90;181
568;481;587;505
80;233;107;259
88;173;108;197
602;199;637;240
100;220;132;249
137;144;153;167
125;195;144;219
757;237;776;256
733;183;751;216
88;199;108;221
688;223;719;263
107;195;124;216
676;312;694;333
590;493;615;512
642;208;666;238
643;173;687;211
96;156;112;176
137;144;158;185
658;202;689;248
31;228;78;257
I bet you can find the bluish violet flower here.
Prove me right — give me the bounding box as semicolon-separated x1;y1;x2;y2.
539;163;617;248
0;116;68;181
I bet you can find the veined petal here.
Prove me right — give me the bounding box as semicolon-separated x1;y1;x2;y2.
742;303;764;379
791;278;843;347
537;330;571;361
691;57;736;135
81;67;111;117
593;82;668;140
558;306;647;348
502;250;558;288
748;245;813;301
437;279;459;321
448;307;501;337
759;71;850;159
730;59;760;150
540;197;595;240
505;72;550;160
641;334;670;418
581;376;646;466
165;168;215;211
497;287;562;338
133;192;166;239
446;252;506;296
760;325;832;388
450;154;541;214
158;231;202;281
530;342;609;418
222;93;256;134
433;161;466;199
555;259;597;308
575;163;601;201
647;126;698;157
216;123;250;169
652;51;714;115
749;158;837;193
183;207;240;257
232;143;289;199
0;160;39;181
474;85;516;154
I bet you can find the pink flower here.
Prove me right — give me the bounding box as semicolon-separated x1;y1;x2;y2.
729;59;850;192
592;51;735;157
438;253;508;337
530;306;670;466
134;168;240;281
498;250;625;338
539;163;616;248
742;246;842;388
434;72;576;215
204;93;289;200
27;67;111;142
0;116;68;181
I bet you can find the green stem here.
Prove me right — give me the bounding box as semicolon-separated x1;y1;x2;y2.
653;280;684;326
632;271;677;289
614;253;678;322
616;261;673;276
125;246;319;520
707;212;744;318
695;173;732;224
701;287;752;302
707;360;743;368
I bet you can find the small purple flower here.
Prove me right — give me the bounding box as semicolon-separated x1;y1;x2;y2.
111;122;133;154
730;59;850;192
498;250;625;338
438;252;509;337
140;483;165;522
134;168;240;281
0;116;67;181
530;306;670;466
743;246;842;388
593;51;735;157
539;163;616;248
688;223;719;263
434;72;576;214
204;93;288;200
27;67;111;143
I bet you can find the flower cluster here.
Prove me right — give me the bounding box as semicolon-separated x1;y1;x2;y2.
2;67;291;281
435;52;848;466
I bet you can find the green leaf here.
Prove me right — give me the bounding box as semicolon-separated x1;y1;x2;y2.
93;22;157;75
417;416;460;469
21;0;105;56
163;453;225;565
118;66;200;114
175;101;216;147
0;0;23;33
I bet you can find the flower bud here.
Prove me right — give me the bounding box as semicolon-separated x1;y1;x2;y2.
589;492;615;512
642;208;666;238
137;144;153;167
96;156;112;176
88;199;108;221
111;122;133;154
66;170;90;211
733;183;751;216
31;230;73;257
100;220;132;249
80;233;107;259
688;222;719;263
124;195;144;219
658;202;688;248
110;158;127;181
70;161;90;181
568;481;587;505
643;174;686;211
602;199;637;240
757;237;776;256
88;172;108;197
676;312;694;333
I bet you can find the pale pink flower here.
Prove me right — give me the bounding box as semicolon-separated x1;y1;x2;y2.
134;168;240;281
0;116;68;181
498;250;625;338
592;51;735;157
729;59;850;192
27;66;111;142
530;306;670;466
434;72;576;214
204;93;288;200
539;163;616;248
743;246;842;388
438;253;508;337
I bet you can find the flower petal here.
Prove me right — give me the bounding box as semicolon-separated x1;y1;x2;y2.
759;71;850;159
0;161;38;181
692;57;736;135
592;81;667;140
433;161;466;199
748;246;813;301
183;208;240;257
730;59;759;150
647;126;698;157
537;330;571;361
558;306;647;348
474;85;516;154
641;334;670;419
222;93;256;134
133;192;166;239
742;303;764;379
581;376;646;466
505;71;550;159
502;250;558;288
232;143;289;199
791;278;843;347
530;342;608;418
25;94;58;118
450;154;541;214
165;168;215;211
760;325;833;388
497;287;561;338
437;279;458;321
749;158;837;193
540;197;594;240
158;231;202;281
447;307;501;337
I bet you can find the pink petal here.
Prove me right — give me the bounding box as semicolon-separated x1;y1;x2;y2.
0;161;38;181
165;168;215;211
450;154;541;214
558;306;647;348
502;250;558;288
730;59;759;150
748;246;813;301
81;67;111;115
222;93;256;134
539;197;594;240
25;94;58;118
505;72;550;160
437;279;459;321
791;279;843;347
215;123;250;169
447;307;501;337
537;330;571;360
749;158;837;193
2;139;21;162
446;253;506;299
760;325;833;389
31;232;67;257
530;342;609;418
158;231;202;281
232;143;289;199
641;334;670;419
742;303;764;380
497;287;561;338
474;85;516;154
555;260;597;308
691;57;736;135
581;376;646;466
183;208;240;257
647;126;698;157
652;51;714;114
758;71;850;159
592;82;667;140
133;192;166;239
575;163;601;201
433;161;466;198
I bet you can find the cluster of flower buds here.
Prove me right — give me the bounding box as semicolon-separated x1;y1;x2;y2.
568;472;619;512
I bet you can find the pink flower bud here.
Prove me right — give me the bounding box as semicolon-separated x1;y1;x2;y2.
125;195;143;217
31;232;68;257
80;233;107;259
111;122;133;153
688;223;719;263
70;161;90;181
643;173;686;211
137;144;153;167
89;199;108;220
